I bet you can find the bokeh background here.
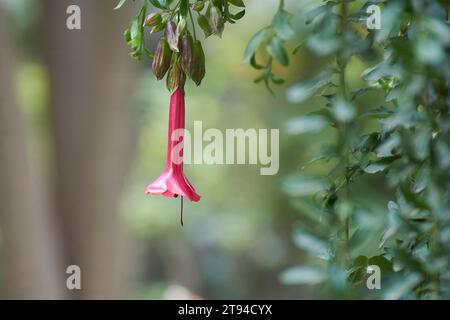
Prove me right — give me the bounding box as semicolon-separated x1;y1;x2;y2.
0;0;387;299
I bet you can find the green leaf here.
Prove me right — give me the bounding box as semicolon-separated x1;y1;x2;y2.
253;73;266;84
123;28;131;43
290;199;326;224
331;98;356;123
242;27;269;63
416;37;445;66
286;71;332;103
306;32;340;56
179;0;189;17
383;273;422;300
148;0;168;9
273;9;294;41
270;74;285;85
285;115;328;135
399;182;431;210
362;106;392;119
363;161;389;174
292;42;303;55
130;17;139;40
351;87;371;101
368;255;393;274
280;266;327;285
144;47;154;60
328;265;349;295
266;36;289;66
282;175;326;197
355;132;379;152
375;135;400;158
232;10;246;20
293;227;329;257
347;256;368;284
228;0;245;7
114;0;128;10
250;55;264;70
305;3;335;25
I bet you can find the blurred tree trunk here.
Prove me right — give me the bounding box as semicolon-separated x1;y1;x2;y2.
0;9;66;299
42;0;138;299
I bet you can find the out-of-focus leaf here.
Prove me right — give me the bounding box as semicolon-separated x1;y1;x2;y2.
266;36;289;66
305;3;335;25
347;255;368;284
328;265;350;296
375;135;400;157
280;266;327;285
362;106;392;119
436;142;450;170
331;98;356;123
290;199;326;224
355;133;379;153
293;226;329;256
416;37;445;66
273;9;295;40
286;72;332;103
306;33;340;56
368;255;393;273
351;87;372;101
383;273;422;300
411;127;430;161
285;115;328;135
399;182;431;210
363;161;389;174
242;27;269;63
282;175;327;197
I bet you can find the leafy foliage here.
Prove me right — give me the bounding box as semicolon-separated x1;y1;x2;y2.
248;0;450;299
117;0;246;90
243;0;294;93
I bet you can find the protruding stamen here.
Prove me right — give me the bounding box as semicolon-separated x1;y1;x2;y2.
180;196;184;227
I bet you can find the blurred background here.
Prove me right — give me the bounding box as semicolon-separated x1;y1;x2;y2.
0;0;387;299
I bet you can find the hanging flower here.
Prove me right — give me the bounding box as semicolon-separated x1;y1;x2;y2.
117;0;245;225
145;87;201;204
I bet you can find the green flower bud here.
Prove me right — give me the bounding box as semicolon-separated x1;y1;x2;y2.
144;13;162;27
166;57;186;92
197;15;212;37
177;18;187;35
193;1;205;11
180;33;194;76
165;21;180;52
152;37;172;80
209;6;224;37
151;23;166;33
191;40;206;86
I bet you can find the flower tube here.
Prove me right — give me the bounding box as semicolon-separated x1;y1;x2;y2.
145;87;201;203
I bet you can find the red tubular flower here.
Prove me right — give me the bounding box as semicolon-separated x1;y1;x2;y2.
145;87;201;202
